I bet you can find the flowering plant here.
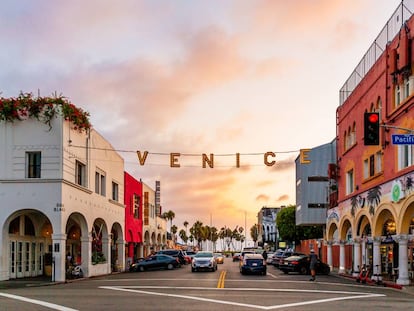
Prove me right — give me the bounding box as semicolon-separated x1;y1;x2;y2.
0;92;91;132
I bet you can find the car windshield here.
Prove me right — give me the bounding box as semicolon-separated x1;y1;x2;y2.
195;252;213;258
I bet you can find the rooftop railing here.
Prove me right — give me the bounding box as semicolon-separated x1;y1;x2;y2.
339;0;414;105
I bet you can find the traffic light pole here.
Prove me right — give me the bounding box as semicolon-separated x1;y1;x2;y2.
381;124;414;133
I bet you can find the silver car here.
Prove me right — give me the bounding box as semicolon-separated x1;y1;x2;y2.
191;251;217;272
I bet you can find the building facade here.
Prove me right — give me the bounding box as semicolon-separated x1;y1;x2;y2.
142;182;167;257
124;172;144;265
296;140;336;226
0;113;125;282
327;1;414;285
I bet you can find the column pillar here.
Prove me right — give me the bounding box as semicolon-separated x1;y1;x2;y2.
361;237;367;266
81;233;92;277
339;240;346;274
353;238;361;277
326;240;333;271
51;233;66;282
102;237;111;274
372;237;382;282
397;234;410;285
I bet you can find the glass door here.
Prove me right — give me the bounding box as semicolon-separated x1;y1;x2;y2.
9;241;16;279
17;242;23;278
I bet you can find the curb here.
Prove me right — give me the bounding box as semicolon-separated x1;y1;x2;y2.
338;273;403;290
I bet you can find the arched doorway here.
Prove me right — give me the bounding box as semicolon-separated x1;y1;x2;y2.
6;211;52;279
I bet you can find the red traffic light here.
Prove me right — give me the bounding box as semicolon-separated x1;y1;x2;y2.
368;113;379;123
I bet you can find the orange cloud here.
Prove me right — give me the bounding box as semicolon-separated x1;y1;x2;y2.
256;194;270;202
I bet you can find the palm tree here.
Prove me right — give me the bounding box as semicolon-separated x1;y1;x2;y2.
171;225;178;244
162;210;175;232
190;221;203;250
179;229;188;245
183;221;189;244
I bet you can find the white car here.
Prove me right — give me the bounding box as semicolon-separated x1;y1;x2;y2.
191;251;217;272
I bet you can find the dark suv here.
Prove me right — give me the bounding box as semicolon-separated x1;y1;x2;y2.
157;249;186;265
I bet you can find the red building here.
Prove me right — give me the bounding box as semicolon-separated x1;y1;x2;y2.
327;1;414;286
124;172;144;265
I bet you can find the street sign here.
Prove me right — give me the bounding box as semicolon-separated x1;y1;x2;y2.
392;134;414;145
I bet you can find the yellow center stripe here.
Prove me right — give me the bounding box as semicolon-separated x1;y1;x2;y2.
217;270;227;288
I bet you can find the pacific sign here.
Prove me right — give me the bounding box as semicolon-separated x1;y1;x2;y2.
136;149;309;168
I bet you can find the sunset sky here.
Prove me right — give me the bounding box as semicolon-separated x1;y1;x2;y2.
0;0;402;242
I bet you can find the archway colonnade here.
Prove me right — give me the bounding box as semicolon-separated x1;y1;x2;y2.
326;192;414;285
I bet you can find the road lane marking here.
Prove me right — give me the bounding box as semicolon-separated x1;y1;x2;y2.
217;271;227;288
100;286;385;310
0;292;78;311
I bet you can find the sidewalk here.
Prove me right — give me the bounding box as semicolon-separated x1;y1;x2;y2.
0;276;62;289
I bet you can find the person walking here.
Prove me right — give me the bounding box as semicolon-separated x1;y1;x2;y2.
309;249;318;281
262;249;268;261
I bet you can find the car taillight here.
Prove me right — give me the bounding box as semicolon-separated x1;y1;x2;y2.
291;261;299;265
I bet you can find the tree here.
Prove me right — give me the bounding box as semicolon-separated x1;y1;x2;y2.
171;225;178;243
179;229;188;245
183;221;189;245
190;220;203;250
162;210;175;232
250;224;259;246
276;205;296;245
276;205;324;246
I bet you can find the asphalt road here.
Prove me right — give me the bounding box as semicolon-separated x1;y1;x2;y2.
0;259;413;311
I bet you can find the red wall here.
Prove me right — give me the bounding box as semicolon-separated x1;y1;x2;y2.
124;172;143;248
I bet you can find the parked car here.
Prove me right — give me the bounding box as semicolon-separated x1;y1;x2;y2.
191;251;217;272
130;254;180;272
214;253;224;264
279;255;330;275
157;249;186;265
232;253;241;262
240;253;266;275
274;250;305;268
266;252;275;265
185;251;197;260
271;249;285;267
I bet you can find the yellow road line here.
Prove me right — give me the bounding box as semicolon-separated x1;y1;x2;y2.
217;270;227;288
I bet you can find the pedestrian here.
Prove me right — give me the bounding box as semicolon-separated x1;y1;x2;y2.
262;249;268;261
309;249;318;281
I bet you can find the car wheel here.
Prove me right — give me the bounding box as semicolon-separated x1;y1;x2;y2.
191;267;196;272
282;270;289;274
139;266;145;272
167;263;174;270
299;266;308;275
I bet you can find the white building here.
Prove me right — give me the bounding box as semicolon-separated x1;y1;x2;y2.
257;207;281;250
0;111;125;281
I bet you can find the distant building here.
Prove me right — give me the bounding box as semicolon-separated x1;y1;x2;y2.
142;182;167;256
257;207;282;250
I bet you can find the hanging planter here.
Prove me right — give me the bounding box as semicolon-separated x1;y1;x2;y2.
0;92;91;132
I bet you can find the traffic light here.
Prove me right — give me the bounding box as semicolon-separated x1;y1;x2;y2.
364;112;380;145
